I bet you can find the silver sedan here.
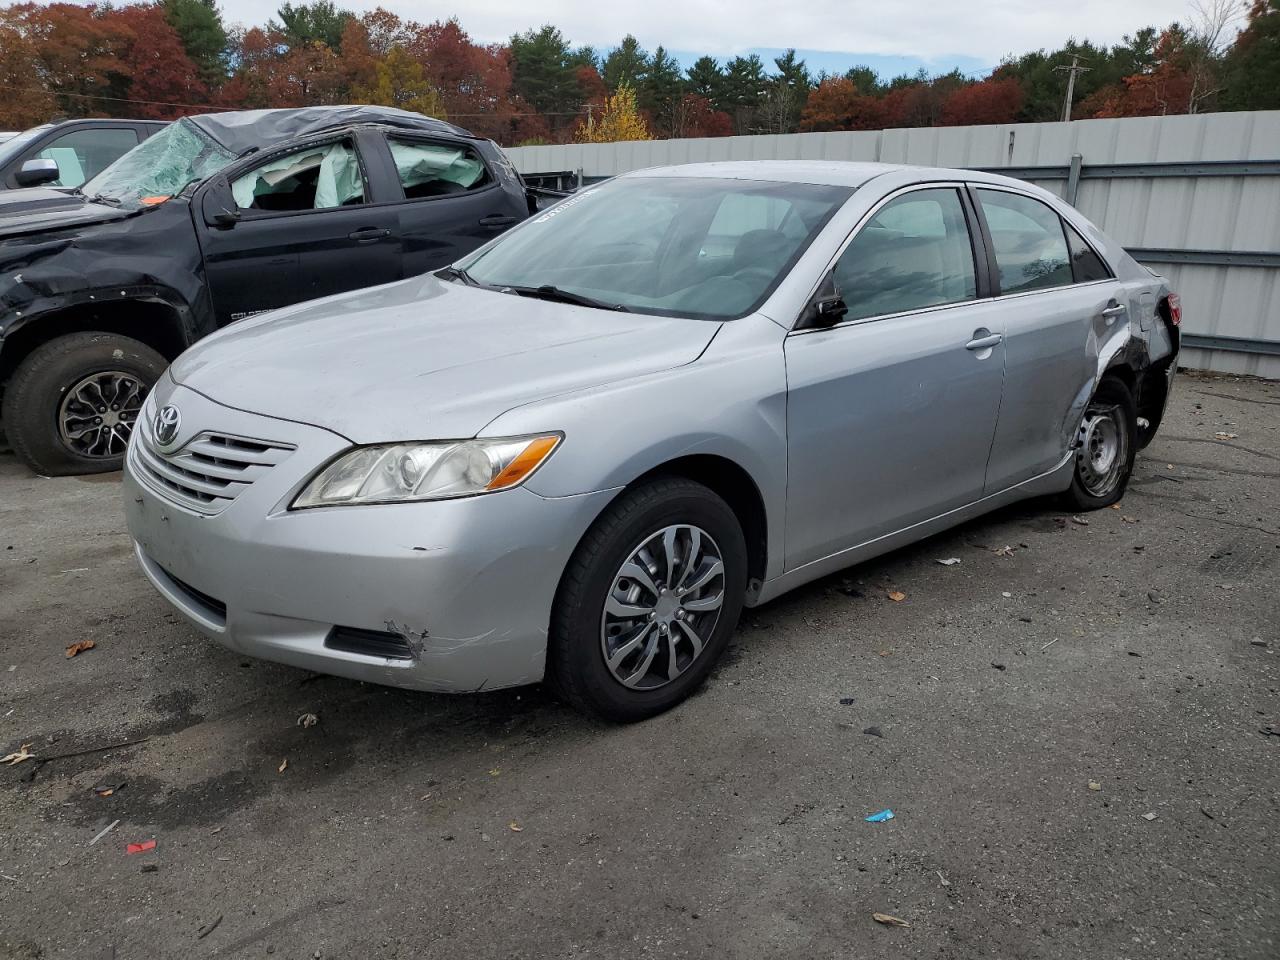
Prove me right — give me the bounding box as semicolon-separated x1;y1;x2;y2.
123;161;1180;721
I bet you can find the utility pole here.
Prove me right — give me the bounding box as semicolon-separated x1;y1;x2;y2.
1055;54;1091;122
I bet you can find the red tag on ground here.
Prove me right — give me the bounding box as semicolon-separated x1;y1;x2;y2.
126;840;156;855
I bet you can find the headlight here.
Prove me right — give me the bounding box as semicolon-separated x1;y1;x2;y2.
292;434;562;509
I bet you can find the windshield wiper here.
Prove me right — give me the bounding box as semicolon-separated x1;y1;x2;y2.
436;265;479;286
502;284;630;312
86;193;121;207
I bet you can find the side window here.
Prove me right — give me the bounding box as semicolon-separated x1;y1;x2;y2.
36;128;139;188
231;139;364;213
1063;220;1111;283
388;139;489;200
976;189;1072;294
833;188;977;322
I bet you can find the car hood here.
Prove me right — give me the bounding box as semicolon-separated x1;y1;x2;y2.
0;187;127;239
171;274;723;443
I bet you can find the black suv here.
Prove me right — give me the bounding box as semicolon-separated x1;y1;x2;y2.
0;106;532;475
0;118;167;191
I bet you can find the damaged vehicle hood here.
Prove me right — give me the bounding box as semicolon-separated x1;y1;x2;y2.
170;274;723;442
0;187;128;239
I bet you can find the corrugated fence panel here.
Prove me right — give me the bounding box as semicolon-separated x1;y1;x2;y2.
506;111;1280;377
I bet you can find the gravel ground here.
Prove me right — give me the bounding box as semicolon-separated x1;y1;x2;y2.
1;371;1277;960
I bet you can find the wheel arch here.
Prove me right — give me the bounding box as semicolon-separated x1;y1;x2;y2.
1;295;192;389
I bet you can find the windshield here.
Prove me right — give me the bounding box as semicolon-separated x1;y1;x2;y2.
459;176;853;321
0;125;52;168
82;118;235;210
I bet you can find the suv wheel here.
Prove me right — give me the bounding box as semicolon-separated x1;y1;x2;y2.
548;477;748;722
3;332;167;476
1062;376;1137;511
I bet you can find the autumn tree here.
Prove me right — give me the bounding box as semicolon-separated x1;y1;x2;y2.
799;77;886;131
0;13;54;127
940;76;1023;125
575;84;650;142
351;44;443;116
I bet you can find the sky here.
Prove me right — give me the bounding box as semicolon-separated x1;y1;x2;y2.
212;0;1203;78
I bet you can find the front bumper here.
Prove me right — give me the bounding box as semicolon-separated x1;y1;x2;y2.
123;381;616;693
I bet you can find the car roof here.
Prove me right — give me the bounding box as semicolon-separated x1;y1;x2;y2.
621;160;1037;192
186;106;471;155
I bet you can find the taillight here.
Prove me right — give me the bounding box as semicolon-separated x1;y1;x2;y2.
1165;293;1182;326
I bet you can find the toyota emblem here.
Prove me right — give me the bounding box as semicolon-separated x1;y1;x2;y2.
153;405;182;447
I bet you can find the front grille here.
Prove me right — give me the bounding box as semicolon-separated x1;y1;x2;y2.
325;626;415;660
134;426;294;515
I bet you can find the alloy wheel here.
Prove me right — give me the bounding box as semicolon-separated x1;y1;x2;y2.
600;524;726;690
57;371;147;460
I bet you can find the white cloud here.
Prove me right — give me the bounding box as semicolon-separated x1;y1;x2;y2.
216;0;1198;64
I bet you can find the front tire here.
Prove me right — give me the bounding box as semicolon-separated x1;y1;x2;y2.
548;477;748;722
1062;376;1137;511
3;332;167;476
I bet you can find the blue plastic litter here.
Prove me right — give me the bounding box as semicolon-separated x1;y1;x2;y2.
865;809;894;823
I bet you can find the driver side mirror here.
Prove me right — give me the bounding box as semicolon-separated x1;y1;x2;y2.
16;157;59;187
201;177;240;228
799;274;848;329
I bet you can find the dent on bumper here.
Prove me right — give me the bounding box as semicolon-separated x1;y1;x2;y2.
124;465;618;693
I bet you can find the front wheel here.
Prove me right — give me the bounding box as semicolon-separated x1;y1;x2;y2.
2;332;167;476
1062;376;1137;511
548;477;748;722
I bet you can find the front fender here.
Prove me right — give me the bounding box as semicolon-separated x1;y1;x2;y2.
481;313;790;581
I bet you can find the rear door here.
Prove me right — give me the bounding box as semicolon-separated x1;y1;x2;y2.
783;185;1008;569
199;133;402;325
970;186;1127;492
373;132;524;275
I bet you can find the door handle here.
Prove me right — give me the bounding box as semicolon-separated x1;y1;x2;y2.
348;227;391;243
479;214;519;228
1101;302;1127;323
965;333;1004;351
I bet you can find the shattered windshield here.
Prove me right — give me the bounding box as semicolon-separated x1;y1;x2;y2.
81;118;235;210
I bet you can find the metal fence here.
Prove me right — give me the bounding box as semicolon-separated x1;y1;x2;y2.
506;111;1280;378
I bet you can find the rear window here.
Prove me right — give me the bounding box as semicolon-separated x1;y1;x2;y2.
976;189;1072;294
388;139;489;199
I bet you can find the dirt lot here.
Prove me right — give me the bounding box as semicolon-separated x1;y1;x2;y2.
1;371;1277;960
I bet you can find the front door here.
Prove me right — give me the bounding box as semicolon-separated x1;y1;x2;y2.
201;135;401;326
783;186;1007;570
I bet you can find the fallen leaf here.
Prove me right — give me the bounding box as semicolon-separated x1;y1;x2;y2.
1;743;34;765
296;712;318;729
877;649;892;657
1121;516;1138;523
873;912;910;927
993;544;1014;557
1110;504;1122;510
126;839;156;855
1071;516;1089;526
508;820;523;832
1142;812;1158;821
935;557;961;566
489;767;501;776
887;591;906;602
65;640;96;659
1213;432;1238;440
277;758;288;774
419;793;433;801
1088;781;1101;791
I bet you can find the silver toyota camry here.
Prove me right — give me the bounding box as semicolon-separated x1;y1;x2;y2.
124;161;1180;721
